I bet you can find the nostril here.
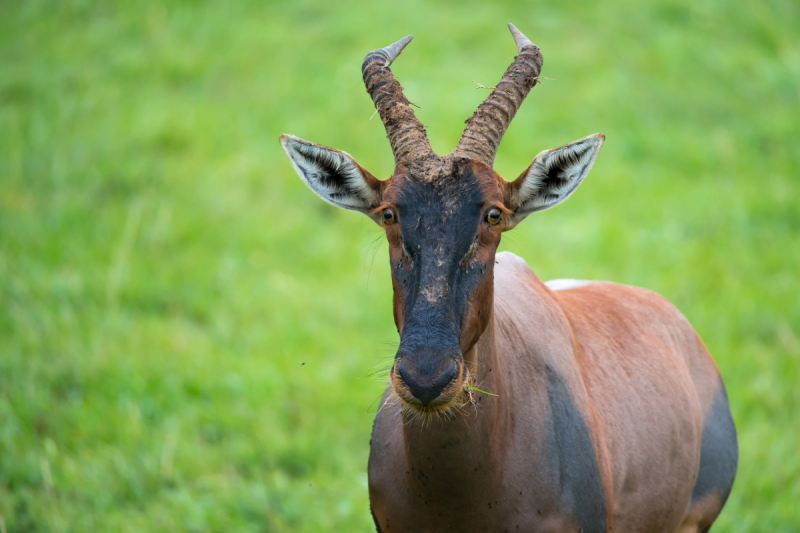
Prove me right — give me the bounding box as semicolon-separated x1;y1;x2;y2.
396;360;458;405
396;360;414;389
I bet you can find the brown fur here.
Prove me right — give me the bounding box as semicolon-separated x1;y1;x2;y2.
370;252;729;532
676;492;723;533
282;27;735;532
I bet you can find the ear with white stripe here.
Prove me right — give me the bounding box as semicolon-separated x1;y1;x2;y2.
505;134;604;224
280;134;384;220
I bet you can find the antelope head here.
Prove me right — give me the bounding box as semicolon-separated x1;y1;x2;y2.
281;25;604;415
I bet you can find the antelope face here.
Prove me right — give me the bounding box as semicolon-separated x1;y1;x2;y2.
280;25;604;414
380;160;505;412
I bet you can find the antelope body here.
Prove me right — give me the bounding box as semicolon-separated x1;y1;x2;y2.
280;25;737;533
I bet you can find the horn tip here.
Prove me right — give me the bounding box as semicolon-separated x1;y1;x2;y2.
507;22;533;52
394;34;414;52
381;35;414;65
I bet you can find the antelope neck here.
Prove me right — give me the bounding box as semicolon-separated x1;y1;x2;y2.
400;311;512;496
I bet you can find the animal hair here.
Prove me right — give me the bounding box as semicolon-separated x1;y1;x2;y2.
514;134;604;217
280;135;380;212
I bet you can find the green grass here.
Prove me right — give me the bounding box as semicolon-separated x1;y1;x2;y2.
1;0;798;531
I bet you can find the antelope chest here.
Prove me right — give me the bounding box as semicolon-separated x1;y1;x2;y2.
367;389;609;533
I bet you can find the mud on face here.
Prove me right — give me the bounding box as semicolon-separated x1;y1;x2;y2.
382;161;506;412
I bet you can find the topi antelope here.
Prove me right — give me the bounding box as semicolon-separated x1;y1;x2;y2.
280;24;737;533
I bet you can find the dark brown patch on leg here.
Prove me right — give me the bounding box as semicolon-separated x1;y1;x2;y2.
684;385;738;530
544;367;607;533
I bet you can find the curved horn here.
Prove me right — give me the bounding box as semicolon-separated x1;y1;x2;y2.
454;23;543;166
362;36;434;163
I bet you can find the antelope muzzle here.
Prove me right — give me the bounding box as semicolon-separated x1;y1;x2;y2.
391;343;467;411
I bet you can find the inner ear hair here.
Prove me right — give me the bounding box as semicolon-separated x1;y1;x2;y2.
280;134;383;215
507;133;604;220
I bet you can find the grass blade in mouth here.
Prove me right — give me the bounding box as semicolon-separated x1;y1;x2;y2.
466;385;498;397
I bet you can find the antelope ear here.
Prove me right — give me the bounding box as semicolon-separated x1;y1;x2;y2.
280;134;384;218
505;134;604;224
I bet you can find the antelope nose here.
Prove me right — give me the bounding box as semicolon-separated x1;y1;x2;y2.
396;360;458;405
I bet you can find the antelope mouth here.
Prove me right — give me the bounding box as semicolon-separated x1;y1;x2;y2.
390;360;470;415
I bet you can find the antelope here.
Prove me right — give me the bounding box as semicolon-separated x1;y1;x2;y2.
280;24;737;533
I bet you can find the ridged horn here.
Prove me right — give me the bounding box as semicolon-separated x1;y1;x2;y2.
362;36;434;164
453;23;543;166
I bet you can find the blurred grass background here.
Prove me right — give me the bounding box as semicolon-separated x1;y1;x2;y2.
1;0;798;531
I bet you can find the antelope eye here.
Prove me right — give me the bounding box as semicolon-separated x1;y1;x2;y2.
486;208;502;225
382;208;396;225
